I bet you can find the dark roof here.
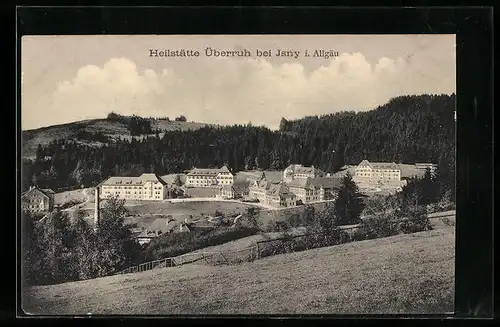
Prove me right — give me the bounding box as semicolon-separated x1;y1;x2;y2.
100;173;169;186
187;166;233;176
265;183;295;199
313;177;342;189
237;170;283;183
232;180;250;193
285;164;325;176
358;160;399;170
286;177;341;189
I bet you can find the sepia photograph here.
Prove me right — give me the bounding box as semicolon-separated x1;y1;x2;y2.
20;34;456;315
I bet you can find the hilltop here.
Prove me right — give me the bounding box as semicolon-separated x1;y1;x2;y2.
22;227;454;315
22;117;212;159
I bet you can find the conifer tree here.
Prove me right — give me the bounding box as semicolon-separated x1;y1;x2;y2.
334;172;365;225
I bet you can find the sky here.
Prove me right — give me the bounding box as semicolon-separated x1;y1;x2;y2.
21;35;456;131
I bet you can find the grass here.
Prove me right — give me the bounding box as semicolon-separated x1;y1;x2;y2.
22;226;455;315
259;201;333;225
183;187;219;198
54;189;88;205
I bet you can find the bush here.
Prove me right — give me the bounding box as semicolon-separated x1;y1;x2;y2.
265;220;279;232
440;217;455;227
399;207;432;234
258;228;350;259
145;226;259;260
359;213;400;240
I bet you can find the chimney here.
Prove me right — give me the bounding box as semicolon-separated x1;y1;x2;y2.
94;187;100;228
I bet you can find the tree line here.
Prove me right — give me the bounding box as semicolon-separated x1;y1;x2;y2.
23;94;455;199
22;197;143;286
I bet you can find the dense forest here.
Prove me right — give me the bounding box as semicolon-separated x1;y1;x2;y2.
22;94;455;194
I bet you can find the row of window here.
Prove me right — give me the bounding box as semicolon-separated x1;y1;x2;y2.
103;185;162;190
103;193;163;199
358;168;400;173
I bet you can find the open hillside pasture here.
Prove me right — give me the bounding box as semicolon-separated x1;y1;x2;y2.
22;118;211;159
22;225;455;315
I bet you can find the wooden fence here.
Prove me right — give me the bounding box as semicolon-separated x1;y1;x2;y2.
117;245;259;275
117;210;455;276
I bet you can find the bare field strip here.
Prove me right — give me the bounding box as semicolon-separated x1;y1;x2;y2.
22;227;455;315
125;201;258;218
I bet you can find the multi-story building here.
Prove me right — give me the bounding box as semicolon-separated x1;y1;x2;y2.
353;160;404;192
283;164;325;182
248;176;296;207
185;165;234;188
266;183;296;208
249;175;271;203
99;173;171;201
21;186;55;214
218;181;250;200
286;177;340;204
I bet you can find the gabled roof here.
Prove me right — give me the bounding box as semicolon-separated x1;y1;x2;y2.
313;177;342;189
136;230;160;239
100;173;168;186
358;160;399;170
187;166;233;176
285;164;325;176
221;181;249;193
286;177;342;190
232;181;249;193
237;170;282;183
21;187;53;199
265;183;295;199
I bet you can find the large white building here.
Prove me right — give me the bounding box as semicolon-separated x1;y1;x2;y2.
185;165;234;188
283;164;325;182
248;177;296;208
353;160;404;193
286;177;340;204
99;173;171;201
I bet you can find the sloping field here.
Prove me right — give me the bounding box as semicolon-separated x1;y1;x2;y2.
22;118;212;158
22;227;455;315
54;189;88;205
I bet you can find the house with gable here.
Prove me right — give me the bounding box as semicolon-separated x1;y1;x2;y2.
218;180;250;199
21;186;55;214
248;173;296;207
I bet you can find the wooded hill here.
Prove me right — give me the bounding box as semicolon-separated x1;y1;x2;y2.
22;94;455;194
22;114;210;159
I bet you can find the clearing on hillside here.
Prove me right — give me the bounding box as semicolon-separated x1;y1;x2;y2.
22;227;455;315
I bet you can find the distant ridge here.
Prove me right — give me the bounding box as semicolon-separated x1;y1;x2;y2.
22;117;214;158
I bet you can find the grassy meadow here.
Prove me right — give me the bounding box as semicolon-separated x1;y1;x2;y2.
22;225;455;315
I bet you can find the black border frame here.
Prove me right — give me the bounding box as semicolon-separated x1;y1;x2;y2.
13;6;494;320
